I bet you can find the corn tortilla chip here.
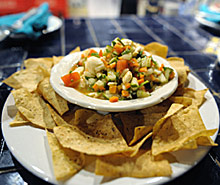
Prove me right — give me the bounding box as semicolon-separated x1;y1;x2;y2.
169;96;192;107
52;47;80;66
54;115;150;156
95;150;172;178
12;88;56;129
74;109;104;126
9;111;30;127
120;111;163;145
119;100;172;145
46;131;85;181
24;57;53;76
2;67;45;92
152;104;217;156
174;104;217;146
174;87;208;107
144;42;168;58
69;46;81;54
47;104;69;126
167;57;190;87
38;77;69;115
153;103;184;137
53;56;64;66
61;105;79;125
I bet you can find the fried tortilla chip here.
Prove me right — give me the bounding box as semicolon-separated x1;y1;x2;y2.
47;104;69;126
144;42;168;58
153;103;184;137
54;114;150;156
69;46;81;54
174;87;208;107
74;109;104;126
152;104;217;156
61;105;79;125
52;47;80;66
120;100;172;145
120;111;163;145
9;111;30;127
95;150;172;178
46;131;85;181
24;57;53;76
167;57;190;87
2;67;45;92
38;77;69;115
12;88;56;129
169;96;192;107
53;56;64;66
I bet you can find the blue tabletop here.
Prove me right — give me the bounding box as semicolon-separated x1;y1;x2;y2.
0;15;220;185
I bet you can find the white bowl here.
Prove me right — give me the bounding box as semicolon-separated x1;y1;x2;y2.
50;48;178;112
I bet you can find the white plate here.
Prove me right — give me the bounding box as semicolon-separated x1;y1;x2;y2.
50;48;178;112
195;14;220;30
1;73;219;185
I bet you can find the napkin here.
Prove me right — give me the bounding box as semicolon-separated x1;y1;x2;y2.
0;3;51;39
199;4;220;23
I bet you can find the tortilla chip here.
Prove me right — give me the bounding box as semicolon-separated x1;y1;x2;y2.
47;104;69;126
46;131;85;181
24;57;53;76
174;88;208;107
53;56;64;66
167;57;190;87
144;42;168;58
38;77;69;115
119;100;172;145
52;47;80;66
152;104;217;156
174;104;217;146
169;96;192;107
120;111;162;145
69;46;81;54
61;105;79;125
74;109;104;126
54;114;149;156
2;67;45;92
9;111;30;127
95;150;172;178
12;88;56;129
153;103;184;137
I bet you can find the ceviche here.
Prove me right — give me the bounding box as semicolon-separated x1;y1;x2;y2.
61;38;175;102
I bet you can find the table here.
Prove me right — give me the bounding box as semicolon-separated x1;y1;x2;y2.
0;15;220;185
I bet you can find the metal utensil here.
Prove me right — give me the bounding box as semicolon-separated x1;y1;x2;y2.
0;7;38;42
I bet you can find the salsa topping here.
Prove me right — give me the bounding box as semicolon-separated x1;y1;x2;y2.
61;38;175;102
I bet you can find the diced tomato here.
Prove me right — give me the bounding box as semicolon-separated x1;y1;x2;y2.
138;78;144;84
61;72;80;88
99;50;103;57
109;96;119;103
159;64;164;71
116;59;128;73
88;49;98;57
